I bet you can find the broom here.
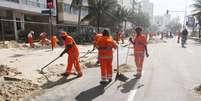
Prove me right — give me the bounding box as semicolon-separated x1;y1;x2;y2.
115;47;129;82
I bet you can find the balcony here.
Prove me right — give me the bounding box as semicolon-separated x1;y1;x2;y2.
0;0;47;14
2;0;46;9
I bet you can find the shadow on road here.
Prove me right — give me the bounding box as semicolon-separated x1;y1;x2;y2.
119;78;138;93
75;85;105;101
41;76;78;89
9;54;25;57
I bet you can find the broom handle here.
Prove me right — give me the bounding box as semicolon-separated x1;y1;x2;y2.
125;43;130;64
117;47;119;74
41;56;60;70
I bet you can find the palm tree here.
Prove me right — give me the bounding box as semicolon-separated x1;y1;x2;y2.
193;0;201;38
81;0;118;32
70;0;88;34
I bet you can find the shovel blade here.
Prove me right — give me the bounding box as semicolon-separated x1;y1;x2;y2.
115;73;129;82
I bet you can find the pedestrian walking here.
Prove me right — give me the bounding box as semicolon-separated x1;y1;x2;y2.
177;31;181;43
181;28;188;48
60;31;83;77
129;27;149;79
96;30;117;84
27;31;35;48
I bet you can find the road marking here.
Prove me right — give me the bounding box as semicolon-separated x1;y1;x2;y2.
127;71;144;101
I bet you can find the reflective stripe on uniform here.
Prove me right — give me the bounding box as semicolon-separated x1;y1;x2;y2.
98;56;113;59
98;47;112;50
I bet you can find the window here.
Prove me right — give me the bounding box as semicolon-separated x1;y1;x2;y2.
64;3;71;13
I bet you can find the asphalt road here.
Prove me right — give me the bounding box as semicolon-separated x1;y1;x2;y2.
27;37;201;101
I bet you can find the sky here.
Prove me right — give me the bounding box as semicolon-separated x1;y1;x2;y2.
123;0;195;23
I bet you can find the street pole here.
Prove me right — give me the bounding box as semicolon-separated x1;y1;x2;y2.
183;0;188;28
49;9;54;51
1;20;5;44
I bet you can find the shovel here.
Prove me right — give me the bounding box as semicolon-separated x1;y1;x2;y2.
115;47;129;82
39;56;61;74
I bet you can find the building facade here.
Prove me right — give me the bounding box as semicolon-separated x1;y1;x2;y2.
0;0;54;41
153;14;171;31
57;0;88;25
139;0;154;24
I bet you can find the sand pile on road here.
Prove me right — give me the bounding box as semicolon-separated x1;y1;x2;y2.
0;41;21;49
148;38;167;44
0;78;41;101
0;65;22;76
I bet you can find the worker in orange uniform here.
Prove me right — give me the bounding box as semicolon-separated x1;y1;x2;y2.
59;31;83;77
96;30;117;84
27;31;35;48
92;32;102;50
51;34;59;48
92;32;102;65
129;27;149;79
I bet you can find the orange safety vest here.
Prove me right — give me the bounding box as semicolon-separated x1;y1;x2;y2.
51;35;59;47
64;35;79;54
96;36;117;59
134;34;147;52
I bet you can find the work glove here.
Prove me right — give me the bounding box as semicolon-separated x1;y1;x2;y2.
146;52;149;58
129;37;133;42
92;48;95;51
60;53;64;57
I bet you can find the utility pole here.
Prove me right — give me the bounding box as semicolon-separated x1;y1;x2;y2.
47;0;54;50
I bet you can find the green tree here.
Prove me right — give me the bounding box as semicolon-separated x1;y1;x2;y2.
70;0;92;33
128;12;150;30
81;0;118;32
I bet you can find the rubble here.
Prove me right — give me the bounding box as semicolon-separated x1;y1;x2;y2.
114;64;135;72
0;78;41;101
194;84;201;95
148;38;167;44
0;65;22;77
0;41;20;49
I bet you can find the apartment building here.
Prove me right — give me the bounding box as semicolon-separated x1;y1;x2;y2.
57;0;88;25
0;0;55;41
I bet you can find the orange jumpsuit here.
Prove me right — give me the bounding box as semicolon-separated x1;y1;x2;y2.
96;36;117;81
133;34;147;76
64;35;82;75
93;33;102;48
27;33;34;48
51;35;59;48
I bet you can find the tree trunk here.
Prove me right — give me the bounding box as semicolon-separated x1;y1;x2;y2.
77;5;82;34
97;12;100;33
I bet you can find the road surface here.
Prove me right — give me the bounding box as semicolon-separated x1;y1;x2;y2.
27;38;201;101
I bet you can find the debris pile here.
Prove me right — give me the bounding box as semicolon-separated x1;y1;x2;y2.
148;38;166;44
0;78;41;101
194;84;201;95
0;65;22;76
114;64;135;72
0;41;20;49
